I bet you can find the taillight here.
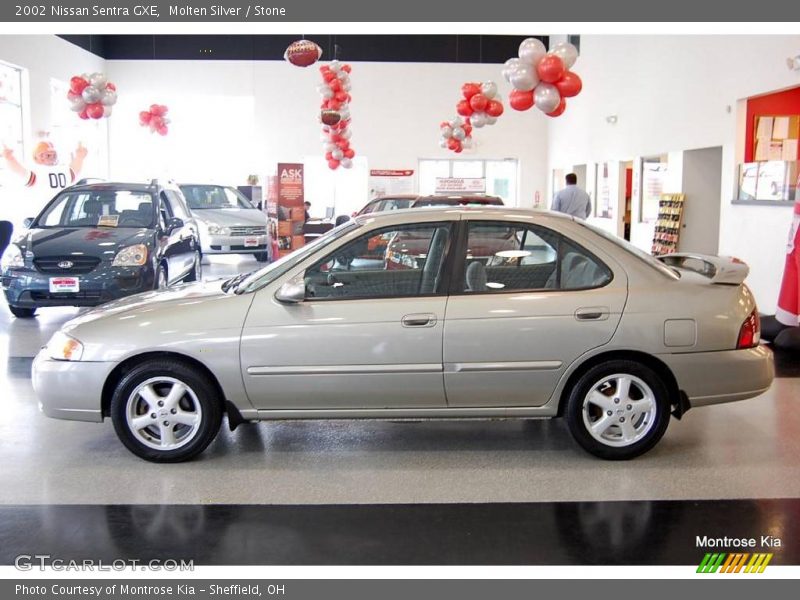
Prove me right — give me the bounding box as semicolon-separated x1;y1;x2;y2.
737;310;760;349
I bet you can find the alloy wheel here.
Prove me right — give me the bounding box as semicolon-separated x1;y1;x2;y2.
581;373;657;448
125;377;203;451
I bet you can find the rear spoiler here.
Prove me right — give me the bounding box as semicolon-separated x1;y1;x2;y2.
657;253;749;285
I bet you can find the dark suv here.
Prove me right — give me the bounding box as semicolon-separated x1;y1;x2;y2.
1;181;201;318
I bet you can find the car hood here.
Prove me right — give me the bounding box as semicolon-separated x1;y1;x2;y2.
16;227;151;258
190;209;266;228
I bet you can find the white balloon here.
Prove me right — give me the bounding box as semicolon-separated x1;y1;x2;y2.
69;96;86;112
89;73;108;88
340;129;352;139
332;148;344;160
518;37;547;66
81;86;101;104
102;104;113;118
462;137;473;149
341;157;353;169
480;81;498;99
501;58;521;82
471;112;488;128
451;116;464;127
439;138;448;149
550;41;579;69
339;108;350;121
452;127;466;141
509;64;539;92
534;83;561;113
440;126;453;138
486;116;497;125
329;60;342;72
100;89;117;106
324;142;336;153
342;81;352;91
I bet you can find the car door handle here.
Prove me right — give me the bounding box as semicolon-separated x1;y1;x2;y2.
575;307;609;321
402;313;437;328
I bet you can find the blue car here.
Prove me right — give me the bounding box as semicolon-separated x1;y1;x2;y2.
1;181;201;318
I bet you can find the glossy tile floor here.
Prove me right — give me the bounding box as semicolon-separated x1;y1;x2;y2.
1;255;799;506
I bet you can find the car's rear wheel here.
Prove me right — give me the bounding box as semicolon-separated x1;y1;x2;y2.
565;360;670;460
184;251;202;282
110;359;222;462
9;306;36;319
254;251;270;263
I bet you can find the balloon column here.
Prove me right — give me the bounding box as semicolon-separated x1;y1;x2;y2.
284;39;322;67
318;61;355;170
139;104;171;136
503;39;582;117
67;73;117;120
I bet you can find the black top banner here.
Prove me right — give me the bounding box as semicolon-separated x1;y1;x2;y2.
2;0;800;22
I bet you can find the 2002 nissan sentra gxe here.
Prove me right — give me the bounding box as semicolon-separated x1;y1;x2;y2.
32;207;774;462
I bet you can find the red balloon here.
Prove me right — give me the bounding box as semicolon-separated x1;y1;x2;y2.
485;99;504;117
344;148;355;159
537;54;566;83
78;108;89;120
509;89;534;111
157;125;169;136
463;123;473;136
469;93;489;112
139;111;152;125
325;151;333;161
447;138;459;151
546;98;567;117
555;71;582;98
334;91;348;102
323;71;336;82
329;79;342;92
69;76;89;95
453;146;463;153
328;159;340;170
342;64;352;73
105;82;116;91
461;83;481;100
456;100;474;117
440;121;451;128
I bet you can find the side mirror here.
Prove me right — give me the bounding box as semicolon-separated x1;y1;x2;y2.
275;277;306;304
166;217;184;234
23;218;34;228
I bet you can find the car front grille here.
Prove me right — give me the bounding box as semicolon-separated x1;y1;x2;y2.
30;291;105;302
33;256;102;275
230;227;266;237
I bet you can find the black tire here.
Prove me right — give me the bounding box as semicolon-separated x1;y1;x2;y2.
110;359;223;462
9;306;36;318
184;251;202;282
254;251;270;263
565;360;670;460
155;263;168;290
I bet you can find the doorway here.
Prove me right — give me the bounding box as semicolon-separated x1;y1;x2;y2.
679;147;722;254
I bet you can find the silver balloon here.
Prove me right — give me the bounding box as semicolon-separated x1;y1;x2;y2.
480;81;497;99
81;86;101;104
486;116;497;125
509;64;539;92
471;112;488;128
89;72;108;88
102;104;113;118
550;41;579;69
518;37;547;66
340;129;352;139
439;138;448;149
462;137;473;149
341;157;353;169
100;89;117;106
342;81;352;91
440;125;453;138
319;86;334;99
534;83;561;113
339;108;350;121
329;60;342;72
451;127;466;141
324;142;336;153
450;116;464;127
69;96;86;112
501;58;521;82
331;148;344;160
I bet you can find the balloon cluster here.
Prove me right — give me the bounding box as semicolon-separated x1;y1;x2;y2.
503;39;582;117
284;39;322;67
67;73;117;120
138;104;171;136
439;117;473;153
318;61;355;170
457;81;504;128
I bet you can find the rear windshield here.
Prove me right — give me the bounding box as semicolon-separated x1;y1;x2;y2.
36;190;156;229
414;197;503;208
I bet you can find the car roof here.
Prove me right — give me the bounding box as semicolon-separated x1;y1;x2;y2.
354;205;572;226
64;182;158;193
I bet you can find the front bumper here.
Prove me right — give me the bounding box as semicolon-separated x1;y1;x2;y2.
201;233;269;255
659;345;774;407
32;350;116;422
2;264;155;308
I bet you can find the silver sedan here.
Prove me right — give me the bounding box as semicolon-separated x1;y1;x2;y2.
32;208;774;462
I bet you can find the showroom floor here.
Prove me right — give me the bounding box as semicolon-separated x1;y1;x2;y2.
2;256;799;566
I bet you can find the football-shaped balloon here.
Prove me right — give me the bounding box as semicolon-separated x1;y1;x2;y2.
284;40;322;67
321;110;342;126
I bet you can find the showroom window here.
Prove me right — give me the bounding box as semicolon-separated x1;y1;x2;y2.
0;60;24;188
304;223;452;299
461;221;611;293
418;158;518;204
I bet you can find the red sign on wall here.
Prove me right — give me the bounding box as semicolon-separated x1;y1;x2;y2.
278;163;304;207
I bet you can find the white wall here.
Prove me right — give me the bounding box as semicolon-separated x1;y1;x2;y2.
105;59;550;210
548;34;800;313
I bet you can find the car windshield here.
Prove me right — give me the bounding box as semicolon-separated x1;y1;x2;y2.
35;190;156;229
180;185;255;210
233;220;361;294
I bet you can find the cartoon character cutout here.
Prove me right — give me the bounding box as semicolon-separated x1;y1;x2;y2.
2;140;87;191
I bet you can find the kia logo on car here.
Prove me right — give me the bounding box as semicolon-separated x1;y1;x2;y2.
57;261;74;269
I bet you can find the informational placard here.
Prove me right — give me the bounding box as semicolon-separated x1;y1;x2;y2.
434;177;486;194
369;169;414;199
277;162;304;207
276;163;306;256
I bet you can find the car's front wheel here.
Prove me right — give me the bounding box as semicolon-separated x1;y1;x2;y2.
110;359;223;462
9;306;36;319
565;360;670;460
184;251;202;282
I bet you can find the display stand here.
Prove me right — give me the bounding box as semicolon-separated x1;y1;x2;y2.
651;193;685;255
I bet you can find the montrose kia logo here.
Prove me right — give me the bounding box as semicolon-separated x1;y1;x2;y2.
695;534;781;573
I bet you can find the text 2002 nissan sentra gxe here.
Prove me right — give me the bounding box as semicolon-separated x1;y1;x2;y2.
33;208;773;462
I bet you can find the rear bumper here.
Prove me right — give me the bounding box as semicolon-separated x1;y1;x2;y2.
32;350;115;422
658;345;774;407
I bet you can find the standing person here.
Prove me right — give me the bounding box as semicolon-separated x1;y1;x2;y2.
552;173;591;219
303;201;312;221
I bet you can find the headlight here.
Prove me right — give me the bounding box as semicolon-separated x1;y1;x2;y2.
47;331;84;361
206;224;230;235
112;244;148;266
0;244;24;269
